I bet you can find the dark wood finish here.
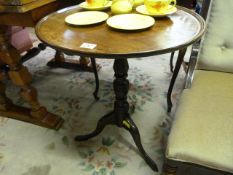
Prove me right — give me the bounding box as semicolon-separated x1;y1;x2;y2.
36;6;205;170
167;48;187;112
36;6;205;113
90;57;99;100
36;6;205;58
76;59;158;171
169;51;175;72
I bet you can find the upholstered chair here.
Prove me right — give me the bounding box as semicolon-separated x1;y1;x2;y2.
164;0;233;174
169;0;208;73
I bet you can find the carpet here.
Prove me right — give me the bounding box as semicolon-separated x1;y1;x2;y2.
0;30;223;175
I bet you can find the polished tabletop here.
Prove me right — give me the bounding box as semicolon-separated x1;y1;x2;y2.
35;5;205;170
36;5;205;58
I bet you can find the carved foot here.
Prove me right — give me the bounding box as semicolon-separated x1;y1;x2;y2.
75;111;115;141
122;117;158;172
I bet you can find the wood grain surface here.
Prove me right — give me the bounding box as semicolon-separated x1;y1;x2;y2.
36;6;205;58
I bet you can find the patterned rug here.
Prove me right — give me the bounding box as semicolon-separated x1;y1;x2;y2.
0;31;223;175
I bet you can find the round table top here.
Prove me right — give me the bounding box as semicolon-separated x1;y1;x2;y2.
36;5;205;59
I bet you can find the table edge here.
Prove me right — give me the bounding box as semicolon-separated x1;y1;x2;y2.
35;5;206;59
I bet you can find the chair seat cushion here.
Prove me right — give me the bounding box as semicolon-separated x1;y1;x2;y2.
166;70;233;173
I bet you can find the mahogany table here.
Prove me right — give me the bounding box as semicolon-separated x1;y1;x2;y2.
35;5;205;171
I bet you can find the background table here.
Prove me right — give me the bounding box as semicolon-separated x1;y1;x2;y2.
36;5;205;170
0;0;82;129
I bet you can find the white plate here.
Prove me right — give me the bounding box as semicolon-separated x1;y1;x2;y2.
136;5;177;17
79;1;112;11
107;13;155;30
65;11;109;26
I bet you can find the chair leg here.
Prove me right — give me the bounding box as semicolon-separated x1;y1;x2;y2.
171;52;188;73
163;160;178;175
170;51;175;72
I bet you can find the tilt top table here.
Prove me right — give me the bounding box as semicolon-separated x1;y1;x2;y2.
35;5;205;171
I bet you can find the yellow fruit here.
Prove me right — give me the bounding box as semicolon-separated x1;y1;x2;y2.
111;0;133;14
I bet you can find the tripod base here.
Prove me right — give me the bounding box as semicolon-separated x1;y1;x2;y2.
75;110;158;172
75;58;158;171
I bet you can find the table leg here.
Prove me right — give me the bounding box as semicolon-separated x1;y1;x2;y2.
75;59;158;171
48;52;100;100
0;25;63;129
47;50;101;72
90;57;99;100
167;48;187;113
